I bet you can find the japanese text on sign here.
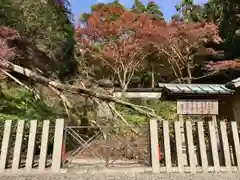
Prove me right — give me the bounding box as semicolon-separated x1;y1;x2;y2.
177;100;218;115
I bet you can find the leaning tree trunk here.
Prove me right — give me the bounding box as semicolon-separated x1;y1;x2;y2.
0;61;161;119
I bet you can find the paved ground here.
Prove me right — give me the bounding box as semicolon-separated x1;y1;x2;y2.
1;159;240;180
1;173;240;180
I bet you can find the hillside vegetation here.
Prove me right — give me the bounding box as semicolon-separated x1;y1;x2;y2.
0;0;240;124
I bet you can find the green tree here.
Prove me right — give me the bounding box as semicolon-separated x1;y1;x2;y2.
0;0;76;121
146;1;164;20
203;0;223;24
175;0;206;22
220;0;240;59
132;0;146;13
132;1;165;87
0;0;76;80
174;0;224;24
132;0;164;20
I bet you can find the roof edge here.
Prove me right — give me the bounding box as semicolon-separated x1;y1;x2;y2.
226;77;240;89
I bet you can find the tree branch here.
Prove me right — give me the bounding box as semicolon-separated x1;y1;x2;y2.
170;69;222;83
0;69;40;99
0;60;162;119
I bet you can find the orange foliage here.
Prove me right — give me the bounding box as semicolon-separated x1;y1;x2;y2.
76;7;153;70
76;3;222;84
206;60;240;71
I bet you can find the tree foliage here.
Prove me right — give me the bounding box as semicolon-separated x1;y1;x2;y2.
137;19;222;83
77;6;152;91
1;0;240;125
77;1;223;87
0;0;76;79
0;0;78;121
174;0;223;23
132;0;164;19
172;0;240;77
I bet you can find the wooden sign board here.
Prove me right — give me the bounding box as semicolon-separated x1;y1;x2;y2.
177;100;218;115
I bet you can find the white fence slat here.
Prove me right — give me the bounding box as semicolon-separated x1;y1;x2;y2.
175;121;184;173
150;119;160;173
2;118;239;174
212;116;220;146
52;119;64;173
25;120;38;172
0;120;12;172
179;115;187;166
220;121;231;172
12;120;25;172
39;120;50;172
231;121;240;170
163;121;172;172
208;121;220;172
197;121;208;172
186;121;196;173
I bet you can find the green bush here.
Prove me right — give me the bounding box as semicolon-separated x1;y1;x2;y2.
0;82;61;120
0;82;63;158
117;98;177;125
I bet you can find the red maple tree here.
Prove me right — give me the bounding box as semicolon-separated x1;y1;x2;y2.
77;3;222;86
136;19;222;83
206;60;240;71
76;6;153;91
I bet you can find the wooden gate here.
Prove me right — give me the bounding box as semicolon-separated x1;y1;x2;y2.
62;124;150;169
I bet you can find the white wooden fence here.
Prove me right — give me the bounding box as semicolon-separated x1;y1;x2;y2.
1;118;240;174
149;119;240;173
0;119;64;174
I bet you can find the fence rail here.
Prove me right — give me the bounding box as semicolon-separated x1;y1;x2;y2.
0;119;64;173
150;119;240;173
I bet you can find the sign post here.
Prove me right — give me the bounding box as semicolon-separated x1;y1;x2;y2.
176;99;219;166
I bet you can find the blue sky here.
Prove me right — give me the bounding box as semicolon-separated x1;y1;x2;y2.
69;0;207;24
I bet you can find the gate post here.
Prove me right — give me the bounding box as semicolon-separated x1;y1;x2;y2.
149;118;160;173
104;126;110;168
52;119;65;173
148;121;152;166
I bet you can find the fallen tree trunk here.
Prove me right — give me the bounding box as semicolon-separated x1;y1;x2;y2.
0;60;162;120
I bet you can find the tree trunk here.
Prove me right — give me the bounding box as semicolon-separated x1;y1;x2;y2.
186;63;192;84
0;61;159;118
151;62;155;88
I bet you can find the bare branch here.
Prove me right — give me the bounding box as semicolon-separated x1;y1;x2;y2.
170;69;222;83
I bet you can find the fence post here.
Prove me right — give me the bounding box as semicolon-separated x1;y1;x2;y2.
12;120;25;172
104;126;110;168
148;121;152;166
175;121;184;173
149;118;160;173
197;121;208;172
26;120;38;172
39;120;50;172
231;121;240;170
179;115;187;166
208;121;220;172
186;121;196;173
52;119;64;173
0;120;12;172
163;121;172;172
220;121;232;172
